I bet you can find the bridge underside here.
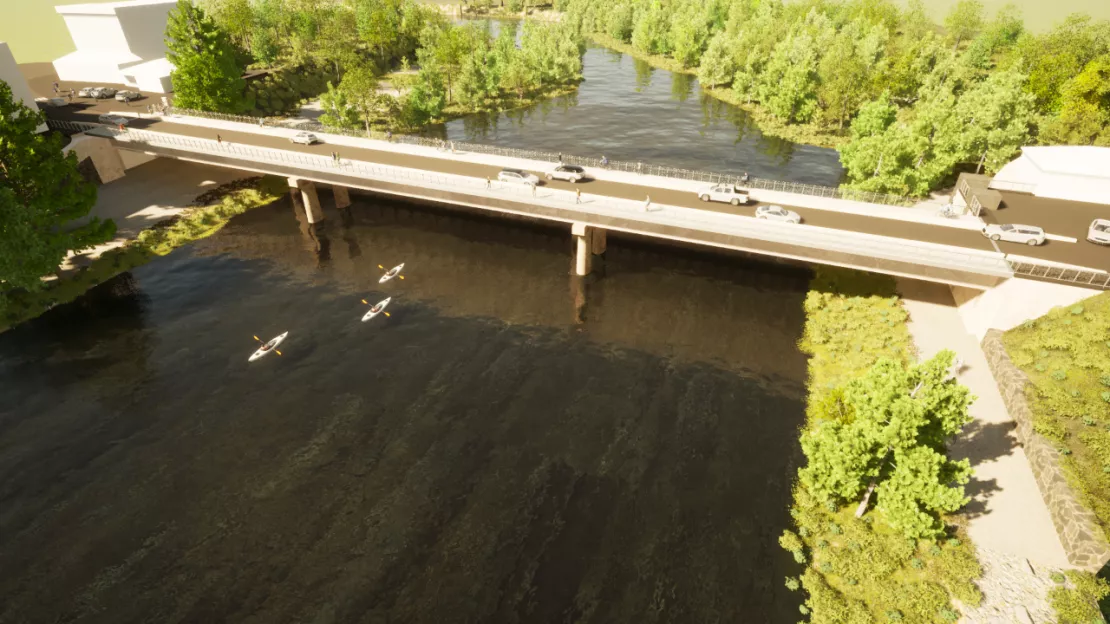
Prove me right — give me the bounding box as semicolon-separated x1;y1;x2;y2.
113;142;1006;290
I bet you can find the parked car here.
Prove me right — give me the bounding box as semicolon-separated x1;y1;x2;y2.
98;114;130;126
290;131;319;145
697;183;751;206
77;86;98;97
497;168;540;186
35;97;68;108
92;87;117;98
1089;218;1110;245
115;90;141;102
755;204;802;223
546;164;587;182
981;223;1046;246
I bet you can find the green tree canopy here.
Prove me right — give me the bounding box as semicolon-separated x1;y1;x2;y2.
1041;54;1110;146
165;0;247;113
0;83;115;291
798;351;974;539
943;0;985;50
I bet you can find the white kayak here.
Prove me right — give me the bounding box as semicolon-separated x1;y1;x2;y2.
249;331;288;362
379;263;405;283
362;297;392;322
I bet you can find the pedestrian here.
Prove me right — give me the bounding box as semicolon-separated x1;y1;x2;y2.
386;130;393;142
643;195;651;212
118;123;125;132
637;161;643;175
558;153;563;163
147;104;153;115
575;187;581;204
67;92;73;103
741;171;750;185
531;183;537;197
259;117;264;128
486;177;491;190
217;134;222;144
601;154;608;168
451;141;456;154
332;151;337;163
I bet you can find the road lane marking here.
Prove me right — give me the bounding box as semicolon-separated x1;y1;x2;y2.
1045;233;1079;243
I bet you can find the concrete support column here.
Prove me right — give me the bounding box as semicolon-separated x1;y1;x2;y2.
65;135;126;184
289;177;324;224
572;222;606;276
333;186;351;210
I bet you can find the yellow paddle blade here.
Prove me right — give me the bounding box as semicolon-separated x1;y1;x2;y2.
275;349;282;356
384;312;390;317
253;335;261;342
378;264;384;269
362;299;369;305
399;275;405;280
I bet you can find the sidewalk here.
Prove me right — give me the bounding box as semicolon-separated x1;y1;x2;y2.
897;278;1069;569
145;112;989;231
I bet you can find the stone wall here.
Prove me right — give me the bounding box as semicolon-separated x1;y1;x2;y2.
982;329;1110;571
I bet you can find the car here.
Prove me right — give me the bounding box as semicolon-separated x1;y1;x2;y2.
77;86;98;97
755;204;802;223
497;168;540;186
290;131;319;145
981;223;1046;246
1089;219;1110;245
115;90;141;102
697;183;751;206
35;97;68;108
546;164;587;182
98;114;130;126
92;87;117;98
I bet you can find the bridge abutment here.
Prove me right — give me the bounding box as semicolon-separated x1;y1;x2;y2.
572;223;606;276
333;186;351;210
65;135;126;184
950;278;1100;340
288;178;324;224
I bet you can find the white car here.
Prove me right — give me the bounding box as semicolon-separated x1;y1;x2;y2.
755;204;802;223
115;90;141;102
98;114;130;126
546;164;587;182
697;183;751;206
982;223;1046;246
35;97;67;108
1089;219;1110;245
290;132;319;145
77;86;98;97
498;168;540;186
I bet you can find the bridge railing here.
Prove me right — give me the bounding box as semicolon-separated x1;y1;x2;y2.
1008;260;1110;290
165;106;917;207
88;124;1013;279
47;119;104;135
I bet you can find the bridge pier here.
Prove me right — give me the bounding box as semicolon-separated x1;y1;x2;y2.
333;186;351;210
289;177;324;224
65;135;126;184
572;223;606;276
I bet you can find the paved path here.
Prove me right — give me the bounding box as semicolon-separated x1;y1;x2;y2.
897;278;1069;569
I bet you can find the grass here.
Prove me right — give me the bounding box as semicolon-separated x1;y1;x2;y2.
1002;293;1110;539
1048;570;1110;624
586;33;849;150
0;176;286;334
785;267;982;623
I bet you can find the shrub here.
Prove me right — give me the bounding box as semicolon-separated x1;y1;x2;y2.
1049;570;1110;624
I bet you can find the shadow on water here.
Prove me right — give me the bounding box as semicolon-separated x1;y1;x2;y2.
0;193;811;622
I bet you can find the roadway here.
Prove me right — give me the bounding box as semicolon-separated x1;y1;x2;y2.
24;62;1108;273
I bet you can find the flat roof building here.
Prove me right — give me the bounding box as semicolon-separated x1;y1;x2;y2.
0;41;47;132
52;0;176;94
991;146;1110;206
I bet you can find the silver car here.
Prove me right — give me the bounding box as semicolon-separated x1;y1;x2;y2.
982;223;1046;246
1089;219;1110;245
98;114;130;126
546;164;587;182
290;132;319;145
92;87;117;98
77;86;98;97
497;168;540;186
115;90;141;102
755;204;802;223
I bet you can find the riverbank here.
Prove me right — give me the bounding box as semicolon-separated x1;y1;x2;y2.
585;33;848;150
0;174;285;334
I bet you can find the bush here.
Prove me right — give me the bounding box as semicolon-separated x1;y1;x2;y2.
1049;570;1110;624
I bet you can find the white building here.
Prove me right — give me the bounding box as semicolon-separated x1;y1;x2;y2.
52;0;177;94
0;41;46;132
991;146;1110;206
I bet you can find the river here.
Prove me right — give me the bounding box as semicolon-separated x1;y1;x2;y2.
0;29;818;624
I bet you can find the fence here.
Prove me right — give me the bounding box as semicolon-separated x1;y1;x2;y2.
165;106;917;208
76;122;1014;280
47;119;104;135
1009;260;1110;290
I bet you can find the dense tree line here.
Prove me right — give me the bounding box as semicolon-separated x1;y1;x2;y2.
561;0;1110;196
171;0;583;131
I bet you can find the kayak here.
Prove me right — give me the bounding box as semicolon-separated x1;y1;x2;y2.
249;331;288;362
362;297;392;322
379;263;405;283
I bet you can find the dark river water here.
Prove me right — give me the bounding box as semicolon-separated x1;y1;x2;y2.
1;26;820;624
432;21;845;186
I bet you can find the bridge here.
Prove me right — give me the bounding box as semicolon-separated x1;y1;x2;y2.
46;113;1109;294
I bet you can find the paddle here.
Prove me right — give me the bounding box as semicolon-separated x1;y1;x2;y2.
362;299;391;317
253;334;282;356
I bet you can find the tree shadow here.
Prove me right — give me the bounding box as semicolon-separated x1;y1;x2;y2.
952;420;1020;520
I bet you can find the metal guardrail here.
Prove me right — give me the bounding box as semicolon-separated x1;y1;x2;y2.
68;121;1014;279
48;119;105;135
165;106;917;207
1009;260;1110;290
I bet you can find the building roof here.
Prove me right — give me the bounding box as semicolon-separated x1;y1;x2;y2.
122;57;173;77
1019;146;1110;180
55;0;176;16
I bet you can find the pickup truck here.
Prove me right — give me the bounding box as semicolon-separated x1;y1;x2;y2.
697;183;751;206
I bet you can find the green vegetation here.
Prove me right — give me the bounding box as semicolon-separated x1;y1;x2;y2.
561;0;1110;196
0;177;285;334
246;64;331;117
166;0;250;113
785;268;982;622
0;83;114;293
1002;293;1110;538
1049;570;1110;624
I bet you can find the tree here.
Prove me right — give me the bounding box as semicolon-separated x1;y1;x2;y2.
318;81;360;130
1040;54;1110;146
943;0;984;51
798;352;973;539
605;3;635;42
669;2;710;68
757;30;820;123
697;33;736;88
943;67;1036;173
340;62;383;136
401;67;447;127
631;0;670;56
818;20;887;129
165;0;246;113
0;83;114;292
1018;14;1110;112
